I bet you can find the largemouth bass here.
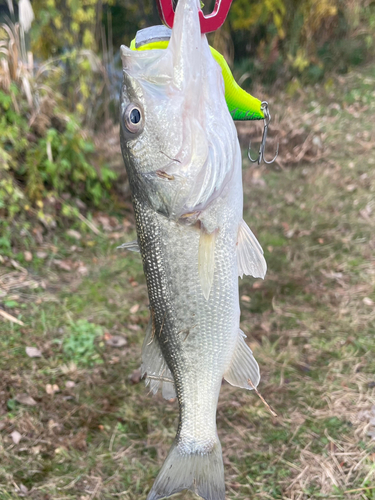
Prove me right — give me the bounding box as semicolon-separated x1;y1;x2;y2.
119;0;267;498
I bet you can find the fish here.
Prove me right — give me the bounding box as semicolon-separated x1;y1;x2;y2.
119;0;267;498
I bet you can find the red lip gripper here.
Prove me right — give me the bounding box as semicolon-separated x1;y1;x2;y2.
156;0;234;34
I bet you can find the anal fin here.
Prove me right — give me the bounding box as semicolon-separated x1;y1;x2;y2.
224;330;260;389
141;318;176;400
237;219;266;279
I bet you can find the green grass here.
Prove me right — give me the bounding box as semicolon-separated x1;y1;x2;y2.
1;65;375;499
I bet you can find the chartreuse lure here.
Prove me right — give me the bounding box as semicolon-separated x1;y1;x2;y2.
130;36;264;121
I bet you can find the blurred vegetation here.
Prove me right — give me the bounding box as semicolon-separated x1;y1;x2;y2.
228;0;375;85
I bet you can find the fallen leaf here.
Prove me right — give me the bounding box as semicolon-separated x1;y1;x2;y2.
106;335;127;348
284;193;295;204
11;430;22;444
321;270;344;280
26;346;42;358
17;484;28;495
24;251;32;262
95;215;114;232
66;229;82;240
130;304;140;314
363;297;374;306
31;445;41;455
129;369;142;384
15;394;37;406
36;251;47;259
48;419;58;432
55;446;68;454
360;208;372;222
77;263;88;276
75;198;87;209
128;324;141;331
53;259;72;271
46;384;60;395
230;400;241;408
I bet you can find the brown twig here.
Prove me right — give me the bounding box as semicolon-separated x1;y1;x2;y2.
248;378;278;417
0;309;25;326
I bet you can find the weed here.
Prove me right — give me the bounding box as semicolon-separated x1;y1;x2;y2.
62;319;104;367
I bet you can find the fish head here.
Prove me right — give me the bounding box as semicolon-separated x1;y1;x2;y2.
120;0;238;221
119;46;186;214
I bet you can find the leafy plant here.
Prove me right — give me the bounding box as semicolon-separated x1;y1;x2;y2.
0;85;117;206
62;319;104;367
228;0;375;83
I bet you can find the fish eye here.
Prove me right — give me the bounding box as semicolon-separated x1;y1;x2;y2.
130;108;141;124
123;104;144;134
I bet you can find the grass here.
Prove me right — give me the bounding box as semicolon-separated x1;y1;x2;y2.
1;64;375;499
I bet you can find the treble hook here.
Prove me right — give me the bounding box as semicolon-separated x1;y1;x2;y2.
248;101;279;165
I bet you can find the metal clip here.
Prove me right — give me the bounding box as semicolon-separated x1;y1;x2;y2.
156;0;234;34
248;101;279;165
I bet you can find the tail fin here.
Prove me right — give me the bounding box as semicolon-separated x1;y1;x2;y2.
147;441;225;500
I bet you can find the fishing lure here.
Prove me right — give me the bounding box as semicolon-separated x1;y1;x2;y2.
130;26;264;121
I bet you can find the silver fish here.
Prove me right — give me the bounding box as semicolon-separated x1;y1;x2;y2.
119;0;267;498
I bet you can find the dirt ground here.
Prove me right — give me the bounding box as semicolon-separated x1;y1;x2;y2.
0;64;375;499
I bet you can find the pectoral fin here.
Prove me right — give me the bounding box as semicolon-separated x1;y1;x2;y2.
141;318;176;400
237;219;267;279
117;240;140;252
224;330;260;389
198;229;216;300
